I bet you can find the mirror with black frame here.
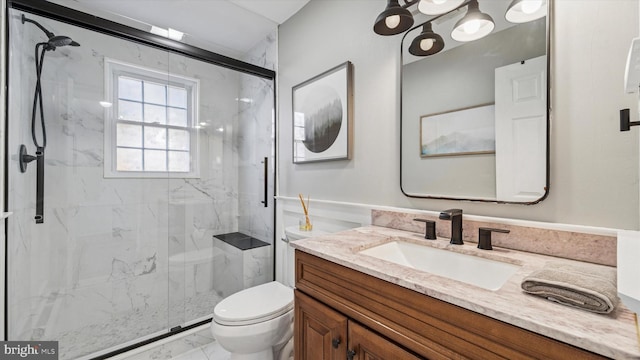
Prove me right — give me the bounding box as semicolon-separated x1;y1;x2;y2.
400;0;550;204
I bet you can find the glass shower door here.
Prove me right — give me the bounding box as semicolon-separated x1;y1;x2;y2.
6;5;276;359
165;51;276;330
6;10;175;359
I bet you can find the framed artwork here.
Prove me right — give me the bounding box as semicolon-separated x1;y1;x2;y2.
292;61;353;163
420;104;496;157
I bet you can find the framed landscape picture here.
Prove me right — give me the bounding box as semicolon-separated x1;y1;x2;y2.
420;104;496;157
292;61;353;163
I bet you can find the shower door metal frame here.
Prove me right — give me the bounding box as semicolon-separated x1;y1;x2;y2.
7;0;275;79
0;0;7;344
2;0;278;358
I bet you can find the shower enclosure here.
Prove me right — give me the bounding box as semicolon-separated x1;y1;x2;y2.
4;2;276;359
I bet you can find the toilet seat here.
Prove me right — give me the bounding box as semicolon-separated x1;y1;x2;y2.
213;281;293;326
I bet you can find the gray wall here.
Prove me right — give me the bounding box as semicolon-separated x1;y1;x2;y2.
278;0;640;230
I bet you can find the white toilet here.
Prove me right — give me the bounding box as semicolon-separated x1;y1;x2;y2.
210;226;327;360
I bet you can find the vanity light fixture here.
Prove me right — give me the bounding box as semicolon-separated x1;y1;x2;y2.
418;0;466;15
409;23;445;56
505;0;547;24
374;0;498;57
373;0;415;35
375;0;549;57
450;0;495;42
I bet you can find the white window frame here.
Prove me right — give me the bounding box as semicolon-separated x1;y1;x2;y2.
103;58;200;178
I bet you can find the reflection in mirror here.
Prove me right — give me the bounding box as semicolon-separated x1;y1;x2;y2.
400;0;549;203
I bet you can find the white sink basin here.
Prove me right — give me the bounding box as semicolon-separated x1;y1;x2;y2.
359;241;520;291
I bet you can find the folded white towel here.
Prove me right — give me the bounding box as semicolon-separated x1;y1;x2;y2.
521;261;619;314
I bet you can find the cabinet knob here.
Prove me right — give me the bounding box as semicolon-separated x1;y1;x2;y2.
347;349;356;360
332;337;341;348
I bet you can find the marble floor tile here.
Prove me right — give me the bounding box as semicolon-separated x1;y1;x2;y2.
169;348;209;360
119;328;220;360
200;342;231;360
118;338;230;360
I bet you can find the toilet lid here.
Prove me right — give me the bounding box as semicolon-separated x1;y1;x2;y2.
284;226;328;241
213;281;293;326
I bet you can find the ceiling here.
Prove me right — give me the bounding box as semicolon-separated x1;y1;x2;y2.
49;0;310;58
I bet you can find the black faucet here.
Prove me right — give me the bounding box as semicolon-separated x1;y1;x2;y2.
439;209;463;245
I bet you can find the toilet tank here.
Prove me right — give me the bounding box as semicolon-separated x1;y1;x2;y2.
282;226;327;287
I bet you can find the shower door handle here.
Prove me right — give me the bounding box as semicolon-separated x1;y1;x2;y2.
261;157;268;208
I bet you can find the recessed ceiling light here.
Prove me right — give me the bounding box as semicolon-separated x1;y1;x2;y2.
150;26;169;38
99;101;113;108
168;28;184;41
150;26;184;41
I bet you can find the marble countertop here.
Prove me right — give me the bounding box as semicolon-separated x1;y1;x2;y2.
290;226;640;359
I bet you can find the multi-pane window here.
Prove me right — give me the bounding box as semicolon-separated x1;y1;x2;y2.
104;59;199;178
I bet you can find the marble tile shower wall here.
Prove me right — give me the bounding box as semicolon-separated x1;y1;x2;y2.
5;10;273;358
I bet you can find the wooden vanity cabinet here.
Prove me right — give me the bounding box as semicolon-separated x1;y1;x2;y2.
295;290;422;360
294;250;607;360
348;319;423;360
294;289;346;360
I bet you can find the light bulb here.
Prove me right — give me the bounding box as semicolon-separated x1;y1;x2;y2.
521;0;542;14
420;38;435;51
463;19;480;34
432;0;446;4
385;15;401;29
167;28;184;41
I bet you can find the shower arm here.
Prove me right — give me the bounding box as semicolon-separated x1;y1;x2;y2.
21;14;54;39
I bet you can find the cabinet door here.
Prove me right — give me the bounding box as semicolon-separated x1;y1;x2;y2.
348;321;424;360
295;290;347;360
